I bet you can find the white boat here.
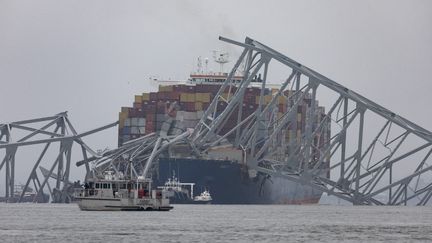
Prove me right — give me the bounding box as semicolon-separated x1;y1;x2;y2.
157;175;196;203
193;190;212;204
74;173;173;211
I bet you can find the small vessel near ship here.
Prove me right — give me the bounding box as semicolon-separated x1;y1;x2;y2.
74;172;173;211
193;190;212;204
157;174;213;204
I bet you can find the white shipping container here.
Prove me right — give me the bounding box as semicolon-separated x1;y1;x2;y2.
175;111;184;121
131;118;139;126
124;118;131;126
131;126;140;134
183;111;197;120
138;118;146;126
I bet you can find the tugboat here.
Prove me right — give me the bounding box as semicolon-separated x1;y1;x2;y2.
157;174;196;204
193;190;212;204
74;172;173;211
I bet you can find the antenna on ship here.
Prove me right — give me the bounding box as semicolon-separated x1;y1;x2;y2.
212;51;229;74
197;56;203;73
204;57;209;73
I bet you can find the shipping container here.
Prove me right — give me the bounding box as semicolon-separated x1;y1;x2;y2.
142;93;150;101
135;95;142;103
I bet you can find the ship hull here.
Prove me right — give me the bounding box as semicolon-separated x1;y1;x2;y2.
155;158;322;204
76;197;173;211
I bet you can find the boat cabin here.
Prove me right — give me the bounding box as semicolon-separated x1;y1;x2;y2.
78;178;164;200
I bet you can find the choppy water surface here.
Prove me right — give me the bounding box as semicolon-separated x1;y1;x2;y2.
0;204;431;242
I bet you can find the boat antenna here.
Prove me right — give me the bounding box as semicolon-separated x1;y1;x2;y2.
197;56;203;73
204;57;209;73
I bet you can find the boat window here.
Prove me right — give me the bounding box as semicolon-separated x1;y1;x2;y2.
95;183;100;189
107;184;111;189
120;184;126;189
103;183;108;189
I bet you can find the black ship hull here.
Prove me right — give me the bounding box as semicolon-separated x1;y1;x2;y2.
155;158;322;204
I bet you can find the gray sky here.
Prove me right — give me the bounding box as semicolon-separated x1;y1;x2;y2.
1;0;431;183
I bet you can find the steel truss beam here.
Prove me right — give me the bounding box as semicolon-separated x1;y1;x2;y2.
0;112;117;203
77;131;192;182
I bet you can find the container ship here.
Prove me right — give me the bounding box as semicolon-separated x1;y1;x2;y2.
117;59;330;204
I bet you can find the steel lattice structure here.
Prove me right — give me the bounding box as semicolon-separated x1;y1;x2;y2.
0;112;117;203
186;37;432;205
76;131;191;180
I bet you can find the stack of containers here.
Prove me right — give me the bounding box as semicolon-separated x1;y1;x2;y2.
118;83;330;156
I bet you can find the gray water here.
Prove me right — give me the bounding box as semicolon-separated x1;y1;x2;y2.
0;204;431;242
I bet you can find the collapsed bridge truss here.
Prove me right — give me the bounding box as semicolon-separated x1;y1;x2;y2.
189;36;432;205
0;112;116;202
2;37;431;206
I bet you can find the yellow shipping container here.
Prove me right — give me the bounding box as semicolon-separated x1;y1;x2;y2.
195;93;210;103
256;95;272;105
118;112;128;128
135;95;142;103
180;93;189;102
278;96;286;104
142;93;150;101
187;93;195;102
201;93;211;102
159;85;173;92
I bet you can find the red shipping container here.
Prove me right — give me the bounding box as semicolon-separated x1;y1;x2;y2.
145;113;156;122
170;92;180;100
150;92;158;101
133;102;142;109
143;104;156;113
